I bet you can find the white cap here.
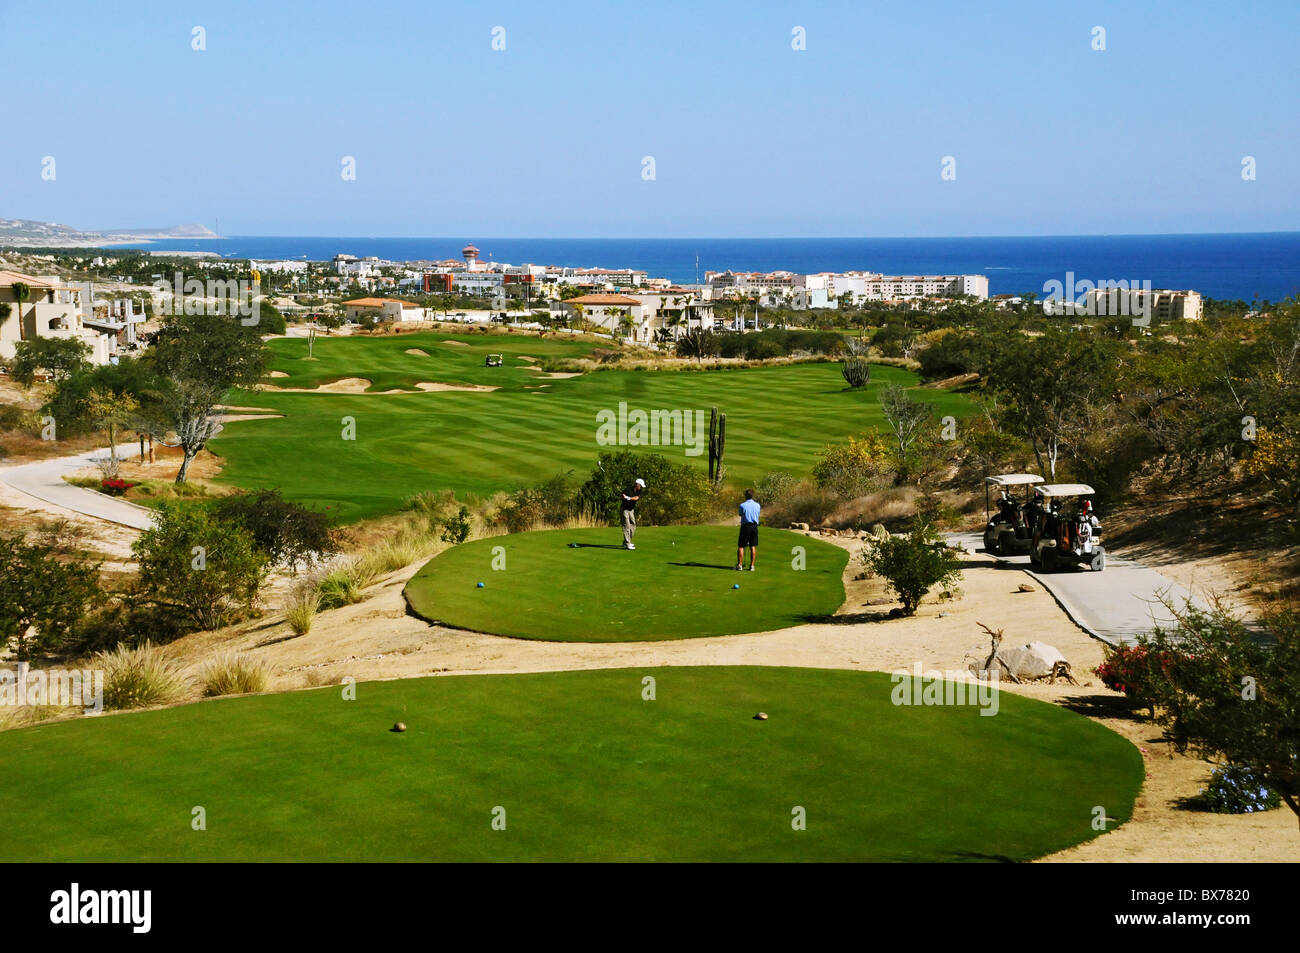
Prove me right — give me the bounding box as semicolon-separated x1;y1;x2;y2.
635;478;645;487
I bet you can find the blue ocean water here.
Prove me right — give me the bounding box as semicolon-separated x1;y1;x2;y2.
115;233;1300;303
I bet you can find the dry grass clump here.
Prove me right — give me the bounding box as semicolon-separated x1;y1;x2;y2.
199;652;271;697
93;643;190;710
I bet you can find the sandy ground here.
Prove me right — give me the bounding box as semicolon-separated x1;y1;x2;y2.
153;534;1298;862
405;348;430;356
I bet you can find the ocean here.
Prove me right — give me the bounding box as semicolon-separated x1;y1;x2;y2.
113;233;1300;303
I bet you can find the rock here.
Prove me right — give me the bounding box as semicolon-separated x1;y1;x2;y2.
754;712;768;721
391;722;407;733
998;641;1068;680
1017;583;1035;593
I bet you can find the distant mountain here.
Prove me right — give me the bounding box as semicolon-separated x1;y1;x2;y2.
0;218;219;246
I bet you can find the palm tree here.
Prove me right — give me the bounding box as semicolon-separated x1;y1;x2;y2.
618;310;636;342
11;282;31;341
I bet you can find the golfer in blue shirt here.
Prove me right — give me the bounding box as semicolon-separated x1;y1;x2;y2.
737;489;760;571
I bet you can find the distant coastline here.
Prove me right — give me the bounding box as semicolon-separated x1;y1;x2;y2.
88;232;1300;302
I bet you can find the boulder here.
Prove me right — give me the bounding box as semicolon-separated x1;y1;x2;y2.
998;641;1068;680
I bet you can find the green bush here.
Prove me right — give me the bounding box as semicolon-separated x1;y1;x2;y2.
811;433;892;499
213;489;335;569
578;451;712;526
132;502;270;631
1192;765;1282;814
861;516;964;615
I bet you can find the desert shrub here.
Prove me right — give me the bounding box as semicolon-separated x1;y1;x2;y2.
199;653;271;696
861;516;963;616
256;300;287;335
1095;642;1175;712
133;502;270;631
841;357;871;388
1191;765;1282;814
755;471;800;505
0;533;100;660
1133;606;1300;821
94;643;189;710
214;489;335;569
316;569;363;610
811;433;892;498
578;451;712;526
439;505;472;543
915;492;961;529
494;471;579;532
71;601;190;654
283;584;320;636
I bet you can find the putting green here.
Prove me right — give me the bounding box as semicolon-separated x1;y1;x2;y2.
404;526;849;641
0;667;1143;862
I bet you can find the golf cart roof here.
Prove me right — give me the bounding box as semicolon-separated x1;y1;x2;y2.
983;473;1045;487
1034;483;1096;498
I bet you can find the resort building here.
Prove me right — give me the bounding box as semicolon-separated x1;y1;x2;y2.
342;297;430;323
0;270;128;365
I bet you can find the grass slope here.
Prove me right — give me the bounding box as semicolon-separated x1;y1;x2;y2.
404;526;848;641
0;667;1143;862
212;337;971;522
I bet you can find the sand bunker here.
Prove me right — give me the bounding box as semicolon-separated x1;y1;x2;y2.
518;355;538;363
267;371;289;378
441;340;470;347
269;377;374;393
413;382;498;392
405;348;430;356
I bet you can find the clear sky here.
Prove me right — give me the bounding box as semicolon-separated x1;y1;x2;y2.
2;0;1296;237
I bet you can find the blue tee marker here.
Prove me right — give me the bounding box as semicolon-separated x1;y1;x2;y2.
477;582;485;588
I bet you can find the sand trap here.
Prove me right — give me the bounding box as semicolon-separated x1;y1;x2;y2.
267;371;289;378
269;377;374;393
405;348;430;356
215;413;284;423
518;355;538;363
214;404;280;414
536;371;582;379
441;340;469;347
413;382;498;392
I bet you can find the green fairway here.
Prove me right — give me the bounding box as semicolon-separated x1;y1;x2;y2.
404;526;848;641
0;666;1143;862
212;334;972;522
258;329;600;392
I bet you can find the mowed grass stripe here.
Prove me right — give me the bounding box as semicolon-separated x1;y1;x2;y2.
0;667;1143;862
214;356;971;522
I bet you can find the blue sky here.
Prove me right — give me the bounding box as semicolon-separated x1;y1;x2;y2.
2;0;1296;237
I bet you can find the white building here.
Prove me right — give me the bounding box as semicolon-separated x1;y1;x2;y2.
0;271;129;365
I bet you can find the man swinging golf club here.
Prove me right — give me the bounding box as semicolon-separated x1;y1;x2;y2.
621;478;645;549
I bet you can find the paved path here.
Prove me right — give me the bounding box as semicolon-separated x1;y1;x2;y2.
0;443;156;530
948;532;1210;646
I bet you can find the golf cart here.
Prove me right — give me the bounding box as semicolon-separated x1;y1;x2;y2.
1028;484;1105;572
485;353;503;367
982;473;1044;556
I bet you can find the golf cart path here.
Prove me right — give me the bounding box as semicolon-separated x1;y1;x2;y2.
0;442;156;530
949;532;1210;646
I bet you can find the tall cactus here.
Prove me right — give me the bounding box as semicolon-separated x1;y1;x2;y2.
708;407;726;483
842;356;871;389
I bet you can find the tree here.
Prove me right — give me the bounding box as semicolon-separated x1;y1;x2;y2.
146;313;266;483
878;383;935;483
676;327;717;363
861;516;963;616
132;501;269;631
11;336;91;387
0;534;100;660
85;387;140;475
985;329;1121;481
1135;604;1300;826
10;281;31;340
213;489;335;570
